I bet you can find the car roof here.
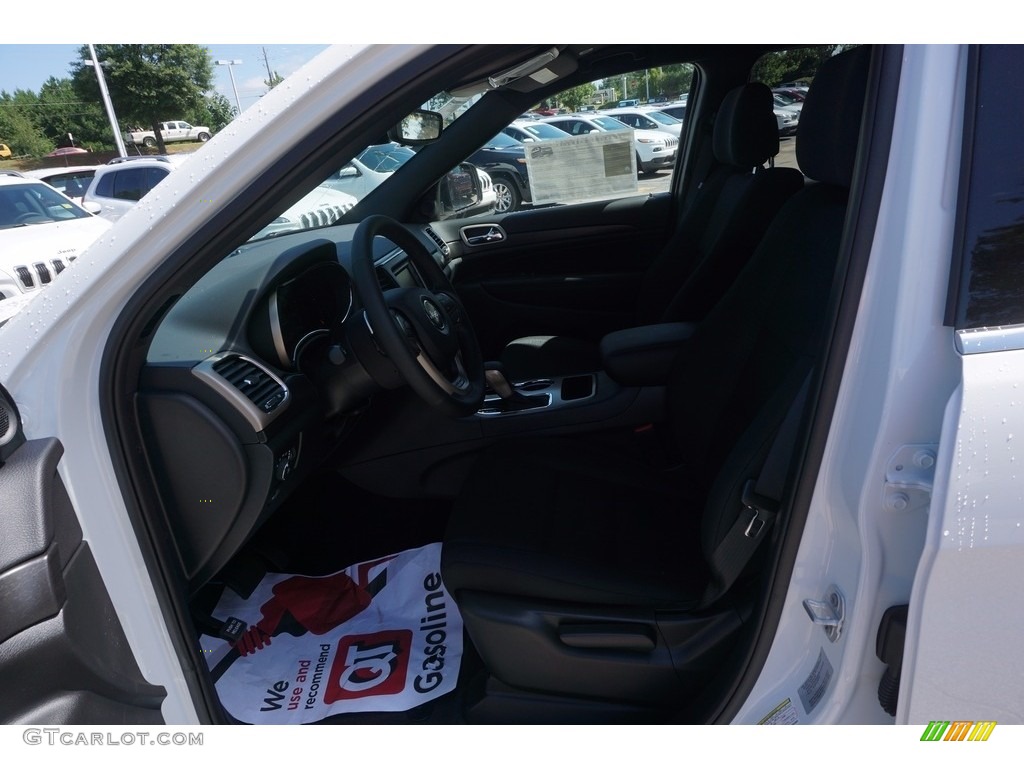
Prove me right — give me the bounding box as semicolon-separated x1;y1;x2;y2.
24;165;100;178
0;174;50;187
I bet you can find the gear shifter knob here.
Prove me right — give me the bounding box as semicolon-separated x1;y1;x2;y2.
484;361;515;399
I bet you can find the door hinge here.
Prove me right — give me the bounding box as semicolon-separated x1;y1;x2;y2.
883;443;938;514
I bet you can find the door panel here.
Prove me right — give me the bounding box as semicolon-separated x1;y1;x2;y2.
439;193;673;359
0;387;165;724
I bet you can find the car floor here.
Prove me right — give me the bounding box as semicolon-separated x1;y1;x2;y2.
191;470;483;725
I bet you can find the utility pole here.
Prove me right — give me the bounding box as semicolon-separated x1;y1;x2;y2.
86;44;128;158
215;59;243;115
261;47;274;85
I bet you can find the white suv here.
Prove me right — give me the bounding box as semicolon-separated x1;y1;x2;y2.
540;113;677;175
82;155;186;222
0;175;110;321
83;154;358;235
600;106;684;137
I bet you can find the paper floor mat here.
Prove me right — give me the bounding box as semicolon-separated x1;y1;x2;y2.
200;543;461;724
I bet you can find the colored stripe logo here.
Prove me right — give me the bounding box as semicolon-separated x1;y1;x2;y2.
921;721;996;741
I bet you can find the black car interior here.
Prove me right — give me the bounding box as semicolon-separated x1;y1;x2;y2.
121;44;877;724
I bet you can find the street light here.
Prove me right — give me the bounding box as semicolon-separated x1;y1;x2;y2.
215;59;243;116
85;44;128;158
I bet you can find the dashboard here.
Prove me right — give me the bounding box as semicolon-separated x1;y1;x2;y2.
139;223;442;590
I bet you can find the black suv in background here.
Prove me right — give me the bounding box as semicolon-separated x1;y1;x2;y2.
466;132;532;214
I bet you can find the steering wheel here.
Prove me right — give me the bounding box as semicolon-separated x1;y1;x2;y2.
15;212;46;224
351;215;485;417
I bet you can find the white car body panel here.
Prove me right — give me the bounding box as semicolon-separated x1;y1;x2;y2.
0;43;381;724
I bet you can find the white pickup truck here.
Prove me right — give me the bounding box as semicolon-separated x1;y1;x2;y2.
124;121;212;148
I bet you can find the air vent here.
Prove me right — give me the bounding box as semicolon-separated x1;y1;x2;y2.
51;259;66;275
376;267;398;291
424;226;451;259
33;263;52;285
212;356;286;413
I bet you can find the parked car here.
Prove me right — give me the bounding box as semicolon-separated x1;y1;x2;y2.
773;92;804;113
83;154;358;236
600;106;684;137
326;143;497;215
541;113;677;175
0;143;11;159
660;100;688;121
81;155;186;222
0;174;110;322
125;121;212;148
24;165;99;203
502;120;573;143
775;106;800;136
0;44;1021;743
466;132;532;213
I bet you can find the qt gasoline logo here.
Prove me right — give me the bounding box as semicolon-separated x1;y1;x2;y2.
325;630;411;702
920;721;997;742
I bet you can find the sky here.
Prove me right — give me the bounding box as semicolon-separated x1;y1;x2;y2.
0;44;330;112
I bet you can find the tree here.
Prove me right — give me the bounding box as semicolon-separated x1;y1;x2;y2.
0;89;54;157
751;46;849;87
72;44;214;153
37;77;110;150
192;92;237;134
265;71;285;90
557;83;596;112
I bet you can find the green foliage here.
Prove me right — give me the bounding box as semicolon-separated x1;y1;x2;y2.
0;89;55;156
37;77;111;149
265;71;285;90
558;83;596;111
72;44;215;152
751;46;850;87
192;92;237;134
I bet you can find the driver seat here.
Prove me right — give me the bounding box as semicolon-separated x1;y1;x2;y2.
441;46;871;715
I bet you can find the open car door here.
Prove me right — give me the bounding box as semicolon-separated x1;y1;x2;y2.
0;382;166;724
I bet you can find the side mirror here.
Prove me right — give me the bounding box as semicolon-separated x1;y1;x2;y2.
337;165;359;178
389;109;443;145
82;201;102;215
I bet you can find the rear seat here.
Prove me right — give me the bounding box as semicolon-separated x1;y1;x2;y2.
500;82;805;381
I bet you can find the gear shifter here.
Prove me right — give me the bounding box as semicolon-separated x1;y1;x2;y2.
484;361;516;399
481;361;550;413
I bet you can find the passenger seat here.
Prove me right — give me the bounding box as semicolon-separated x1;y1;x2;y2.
500;82;805;381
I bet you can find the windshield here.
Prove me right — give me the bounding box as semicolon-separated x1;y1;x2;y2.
519;122;571;140
482;132;523;149
647;111;681;126
591;116;631;131
0;182;93;229
356;144;416;173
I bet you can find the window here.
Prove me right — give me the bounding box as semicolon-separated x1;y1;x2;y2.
950;45;1024;329
109;167;169;202
749;46;854;173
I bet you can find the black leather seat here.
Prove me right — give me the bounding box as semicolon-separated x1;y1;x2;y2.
442;46;872;710
500;82;805;381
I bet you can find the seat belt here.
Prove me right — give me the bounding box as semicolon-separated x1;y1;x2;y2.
699;370;812;608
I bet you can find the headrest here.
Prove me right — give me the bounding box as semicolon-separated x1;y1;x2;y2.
712;83;779;168
796;45;871;187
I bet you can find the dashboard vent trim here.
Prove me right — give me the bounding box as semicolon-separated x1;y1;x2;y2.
192;353;290;433
424;226;451;259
